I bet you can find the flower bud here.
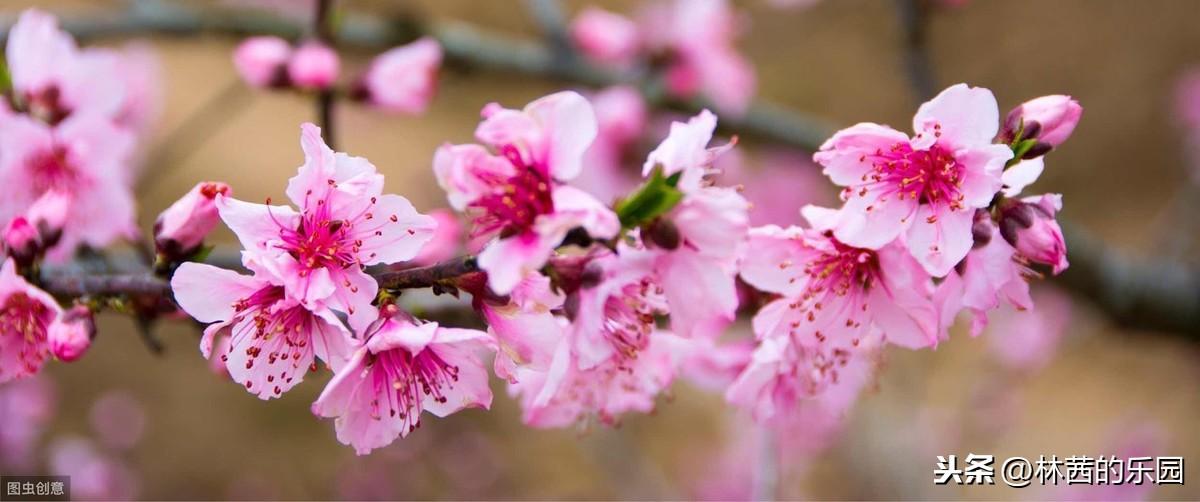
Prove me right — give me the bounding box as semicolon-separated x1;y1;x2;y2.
570;7;640;66
1000;194;1069;274
4;217;40;267
233;36;292;88
155;182;230;258
362;37;442;115
49;305;96;362
645;217;681;250
25;189;71;248
1003;95;1083;147
287;42;339;90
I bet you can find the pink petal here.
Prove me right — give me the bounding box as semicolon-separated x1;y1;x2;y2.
672;186;749;260
738;225;808;297
953;143;1010;207
352;194;437;265
421;344;493;417
478;232;558;295
912;83;1000;148
169;262;263;323
904;205;974;277
215;196;298;256
1001;158;1044;197
832;189;916;250
659;249;738;338
524;90;597;181
813;122;909;186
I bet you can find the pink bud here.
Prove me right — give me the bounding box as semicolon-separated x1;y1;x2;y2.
26;189;71;248
155;182;230;257
570;7;640;66
4;216;40;266
1000;194;1069;275
362;37;442;115
592;86;647;146
49;305;96;362
1003;95;1083;147
287;42;339;90
233;36;292;88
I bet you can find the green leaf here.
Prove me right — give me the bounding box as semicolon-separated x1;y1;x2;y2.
1005;138;1038;169
615;167;685;228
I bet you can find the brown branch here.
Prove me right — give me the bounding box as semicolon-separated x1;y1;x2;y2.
374;256;479;291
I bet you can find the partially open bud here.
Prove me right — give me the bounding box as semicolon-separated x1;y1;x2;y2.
288;41;339;90
49;305;97;362
1003;95;1083;148
233;36;292;88
25;189;71;249
999;194;1069;275
155;182;230;260
4;217;41;267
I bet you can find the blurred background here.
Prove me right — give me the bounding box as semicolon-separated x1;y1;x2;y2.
2;0;1199;499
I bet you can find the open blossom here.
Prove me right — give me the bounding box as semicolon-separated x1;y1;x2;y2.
233;36;292;88
640;0;756;115
814;83;1014;276
362;38;443;115
434;91;619;294
934;214;1034;337
567;249;668;369
740;206;939;349
48;305;95;362
0;113;136;261
639;110;748;338
154;181;231;257
218;123;436;329
570;7;641;66
287;41;339;90
5;9;126;122
480;272;564;382
0;258;62;383
170;262;358;399
312;307;493;454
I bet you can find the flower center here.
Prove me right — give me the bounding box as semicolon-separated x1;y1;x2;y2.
787;233;880;343
0;292;54;372
600;278;664;359
860;142;966;213
29;146;77;195
469;147;554;237
368;348;461;433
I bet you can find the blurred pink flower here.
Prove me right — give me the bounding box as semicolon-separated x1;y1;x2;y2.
88;390;146;451
363;38;443;115
985;286;1072;371
739;208;939;350
47;304;95;362
1003;94;1083;148
716;148;834;226
408;209;461;267
113;42;163;135
48;436;139;500
0;258;61;383
311;308;493;454
641;0;756;115
570;7;641;67
170;262;357;399
480;272;564;382
0;376;55;471
574;86;646;204
233;36;291;88
434;91;619;294
0;114;136;261
934;216;1033;337
287;41;339;90
217;123;436;330
814;83;1013;276
154;181;231;258
566;249;667;369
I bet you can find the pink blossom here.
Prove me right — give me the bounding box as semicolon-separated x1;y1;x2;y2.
574;86;646;203
933;214;1034;337
570;7;641;67
89;390;146;451
363;37;443;115
739;210;939;350
434;91;619;294
508;330;684;428
154;181;231;257
640;0;756;114
233;36;291;88
999;193;1069;274
0;258;61;383
4;216;40;267
636;111;748;338
567;249;668;369
0;113;136;261
5;9;125;122
217;123;436;329
1003;95;1083;148
48;304;95;362
0;376;55;471
48;436;139;500
813;83;1014;276
675;336;754;392
288;41;339;90
408;209;462;267
985;286;1072;371
311;307;493;454
480;272;564;382
170;262;358;399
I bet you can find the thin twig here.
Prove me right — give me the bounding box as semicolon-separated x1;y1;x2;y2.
374;256;479;291
313;0;336;148
894;0;935;102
